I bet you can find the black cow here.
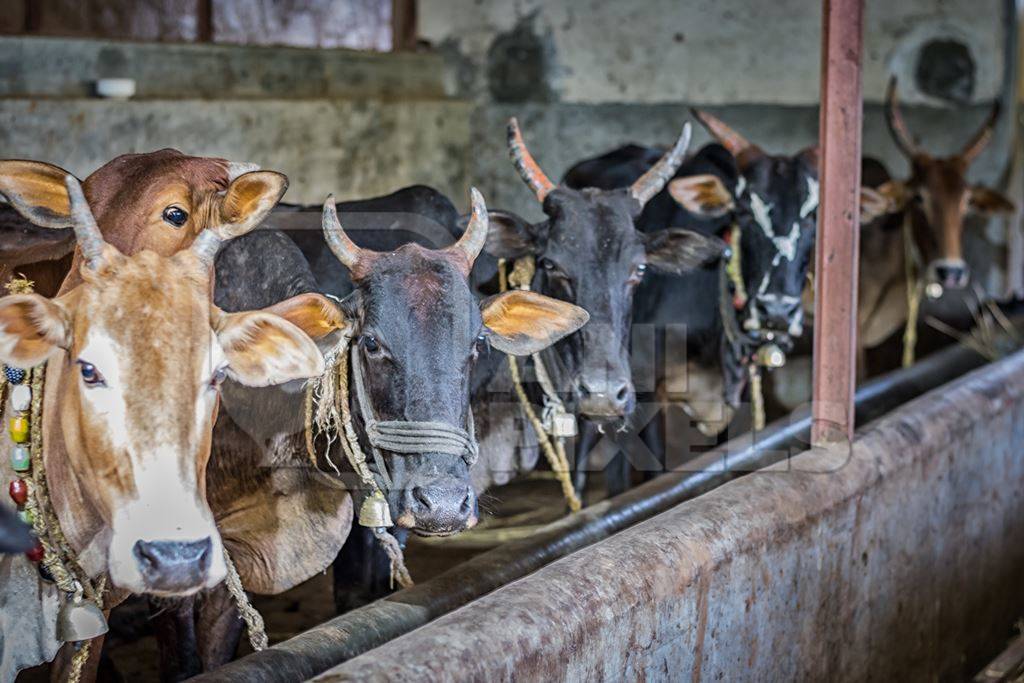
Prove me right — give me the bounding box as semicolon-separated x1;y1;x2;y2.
152;188;588;677
563;109;819;461
465;119;724;497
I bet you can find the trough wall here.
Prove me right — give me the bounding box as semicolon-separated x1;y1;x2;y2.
312;350;1024;681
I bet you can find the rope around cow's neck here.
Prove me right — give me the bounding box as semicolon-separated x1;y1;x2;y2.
304;334;416;590
498;257;581;512
718;224;767;431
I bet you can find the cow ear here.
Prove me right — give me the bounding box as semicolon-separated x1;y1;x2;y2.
0;161;76;229
969;185;1015;215
644;228;726;275
480;290;588;356
215;171;289;240
263;292;350;341
667;174;734;217
860;181;914;224
0;294;70;367
215;309;325;387
459;210;539;259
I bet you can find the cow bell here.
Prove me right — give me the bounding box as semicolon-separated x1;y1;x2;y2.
754;343;786;369
56;592;108;643
358;489;393;529
542;404;577;438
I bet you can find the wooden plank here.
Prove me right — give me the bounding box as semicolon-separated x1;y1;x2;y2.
812;0;864;444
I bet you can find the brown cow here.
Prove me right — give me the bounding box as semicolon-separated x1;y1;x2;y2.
0;149;285;295
0;178;329;680
859;78;1015;349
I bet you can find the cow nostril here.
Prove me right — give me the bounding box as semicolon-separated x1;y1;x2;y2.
412;487;433;511
615;384;629;402
460;489;474;514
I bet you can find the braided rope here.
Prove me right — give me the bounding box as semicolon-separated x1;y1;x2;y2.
498;259;581;512
221;548;268;651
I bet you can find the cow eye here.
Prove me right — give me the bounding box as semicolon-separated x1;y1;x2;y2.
162;206;189;228
628;263;646;286
76;360;107;388
361;335;381;354
210;366;229;389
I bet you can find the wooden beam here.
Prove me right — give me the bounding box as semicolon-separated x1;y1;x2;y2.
392;0;417;52
812;0;864;445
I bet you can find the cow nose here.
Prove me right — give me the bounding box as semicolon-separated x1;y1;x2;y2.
133;538;212;593
933;262;969;289
578;378;634;419
755;297;801;331
404;484;476;535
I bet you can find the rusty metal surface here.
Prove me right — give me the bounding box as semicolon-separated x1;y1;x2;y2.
314;350;1024;682
812;0;864;444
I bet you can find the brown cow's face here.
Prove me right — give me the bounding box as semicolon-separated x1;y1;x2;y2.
0;188;325;597
0;149;287;289
872;78;1016;294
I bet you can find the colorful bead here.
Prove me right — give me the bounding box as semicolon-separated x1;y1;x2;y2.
8;479;27;506
10;385;30;412
9;417;29;443
25;542;43;563
17;508;33;525
37;562;53;582
4;366;26;384
10;446;30;472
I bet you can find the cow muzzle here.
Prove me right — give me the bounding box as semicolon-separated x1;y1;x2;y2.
133;538;214;593
927;259;969;295
578;377;635;420
392;463;478;536
751;295;803;339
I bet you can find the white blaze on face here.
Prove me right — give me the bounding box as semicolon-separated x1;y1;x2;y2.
78;329;226;594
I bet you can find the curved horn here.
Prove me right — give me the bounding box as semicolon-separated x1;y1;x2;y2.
321;194;362;270
445;187;488;272
507;117;555;202
884;77;919;159
64;176;107;269
959;99;1000;163
631;122;692;205
691;108;763;169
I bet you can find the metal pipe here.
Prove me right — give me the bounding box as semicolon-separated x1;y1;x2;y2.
812;0;864;444
196;340;991;683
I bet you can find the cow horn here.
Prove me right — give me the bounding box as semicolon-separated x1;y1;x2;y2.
64;176;107;270
322;194;363;270
691;108;764;169
884;77;919;159
507;117;555;203
445;187;488;271
631;122;692;205
959;99;1000;163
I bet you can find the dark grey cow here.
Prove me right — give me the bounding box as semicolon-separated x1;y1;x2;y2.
152;188;588;677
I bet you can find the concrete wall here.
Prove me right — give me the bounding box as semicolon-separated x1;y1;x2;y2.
0;0;1016;284
312;349;1024;682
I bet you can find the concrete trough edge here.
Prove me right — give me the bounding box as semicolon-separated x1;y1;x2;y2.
314;350;1024;681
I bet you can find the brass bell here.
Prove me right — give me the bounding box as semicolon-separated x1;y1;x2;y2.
358;489;393;529
755;343;786;369
56;591;108;643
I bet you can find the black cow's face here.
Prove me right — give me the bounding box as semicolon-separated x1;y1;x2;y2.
323;191;587;535
733;155;818;342
490;119;721;424
487;187;722;423
350;246;483;535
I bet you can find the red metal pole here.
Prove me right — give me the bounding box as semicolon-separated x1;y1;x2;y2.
812;0;863;445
